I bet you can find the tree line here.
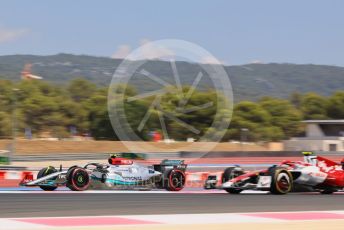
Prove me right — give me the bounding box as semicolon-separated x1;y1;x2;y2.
0;78;343;142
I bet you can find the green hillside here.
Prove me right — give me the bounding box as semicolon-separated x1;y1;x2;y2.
1;53;344;101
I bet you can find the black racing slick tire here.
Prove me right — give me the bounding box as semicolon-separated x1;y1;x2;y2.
222;167;244;194
269;167;293;195
224;188;243;194
66;167;90;191
320;190;336;194
165;169;186;191
37;166;58;191
222;167;244;183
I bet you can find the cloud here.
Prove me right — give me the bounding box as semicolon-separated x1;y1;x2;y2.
111;44;132;59
0;26;29;43
136;38;174;60
250;60;264;64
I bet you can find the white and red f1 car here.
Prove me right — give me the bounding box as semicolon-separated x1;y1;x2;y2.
204;152;344;194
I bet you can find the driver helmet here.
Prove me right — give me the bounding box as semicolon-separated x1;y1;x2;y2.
302;151;317;165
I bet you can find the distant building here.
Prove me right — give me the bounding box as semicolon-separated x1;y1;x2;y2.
284;120;344;151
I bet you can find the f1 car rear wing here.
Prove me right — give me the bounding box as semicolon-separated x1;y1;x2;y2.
160;159;185;166
153;159;187;173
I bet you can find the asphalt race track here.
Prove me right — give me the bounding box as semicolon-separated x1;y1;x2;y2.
1;192;343;218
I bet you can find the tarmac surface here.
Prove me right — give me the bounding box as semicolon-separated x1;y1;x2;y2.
1;191;343;218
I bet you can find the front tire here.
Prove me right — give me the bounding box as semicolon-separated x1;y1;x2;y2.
224;188;242;194
222;167;244;183
222;167;244;194
66;167;90;191
37;166;58;191
320;189;336;194
269;167;293;195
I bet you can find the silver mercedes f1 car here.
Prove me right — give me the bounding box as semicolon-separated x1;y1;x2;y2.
20;155;187;191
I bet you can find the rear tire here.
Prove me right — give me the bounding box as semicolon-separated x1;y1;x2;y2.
66;167;90;191
165;169;186;191
269;167;293;195
37;166;58;191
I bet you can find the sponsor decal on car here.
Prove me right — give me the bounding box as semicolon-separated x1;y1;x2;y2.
58;174;66;179
122;176;142;181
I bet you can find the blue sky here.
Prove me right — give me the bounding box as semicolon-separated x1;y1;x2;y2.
0;0;344;66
